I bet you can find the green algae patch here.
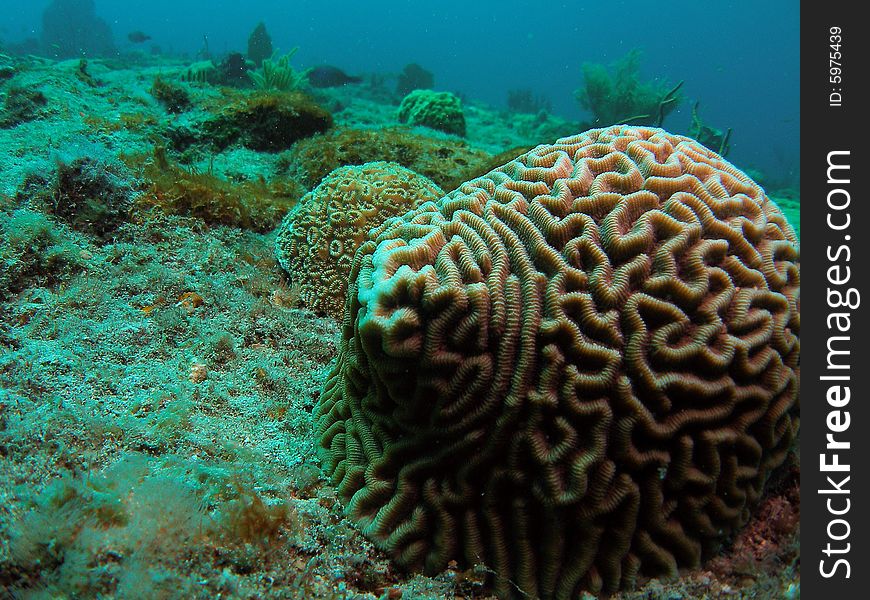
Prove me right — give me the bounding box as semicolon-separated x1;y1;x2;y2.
150;76;192;114
128;146;302;231
4;453;305;597
575;49;683;126
203;90;332;152
0;87;48;128
280;126;494;191
0;208;86;299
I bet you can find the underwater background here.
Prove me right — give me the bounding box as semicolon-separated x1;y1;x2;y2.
0;0;799;598
1;0;800;182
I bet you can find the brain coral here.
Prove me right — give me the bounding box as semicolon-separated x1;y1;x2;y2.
316;126;800;598
275;162;443;318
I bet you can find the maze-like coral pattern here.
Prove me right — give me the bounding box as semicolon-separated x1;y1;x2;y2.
275;161;442;318
316;126;800;598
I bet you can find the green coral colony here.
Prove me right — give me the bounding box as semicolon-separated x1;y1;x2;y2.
0;6;800;599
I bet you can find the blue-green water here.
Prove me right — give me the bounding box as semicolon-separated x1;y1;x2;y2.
0;2;799;598
1;0;799;179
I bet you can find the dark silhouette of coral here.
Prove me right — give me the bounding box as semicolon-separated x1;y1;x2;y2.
247;22;273;67
396;63;434;97
41;0;116;59
316;126;800;599
506;88;552;114
219;52;253;88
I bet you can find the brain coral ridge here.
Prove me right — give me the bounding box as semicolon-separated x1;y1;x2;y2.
316;126;800;599
275;161;443;318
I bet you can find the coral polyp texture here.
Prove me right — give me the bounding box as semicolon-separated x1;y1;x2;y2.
397;89;466;137
315;126;800;599
275;161;443;318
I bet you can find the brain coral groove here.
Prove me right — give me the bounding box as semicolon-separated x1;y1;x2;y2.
316;126;800;599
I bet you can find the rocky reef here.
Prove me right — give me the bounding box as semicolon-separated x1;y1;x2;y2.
0;46;800;600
